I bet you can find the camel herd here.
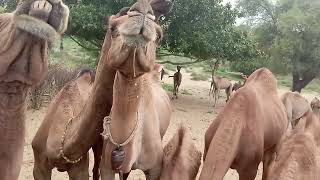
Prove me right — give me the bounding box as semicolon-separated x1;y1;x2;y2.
1;0;320;180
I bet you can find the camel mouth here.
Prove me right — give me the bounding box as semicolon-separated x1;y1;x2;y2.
122;34;150;48
119;15;157;48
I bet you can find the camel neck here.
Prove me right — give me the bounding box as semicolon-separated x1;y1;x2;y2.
0;82;27;130
112;72;146;117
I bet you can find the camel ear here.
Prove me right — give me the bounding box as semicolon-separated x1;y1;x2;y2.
150;0;173;20
291;94;311;120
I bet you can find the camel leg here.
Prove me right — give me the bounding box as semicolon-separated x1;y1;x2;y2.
92;137;103;180
100;153;115;180
262;147;276;180
145;154;163;180
33;152;52;180
238;167;258;180
67;153;89;180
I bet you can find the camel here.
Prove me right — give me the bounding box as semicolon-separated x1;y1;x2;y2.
97;0;173;179
0;0;69;179
231;73;248;92
266;109;320;180
169;66;182;99
200;68;288;180
160;125;202;180
31;68;102;180
311;97;320;117
281;91;312;128
209;75;232;106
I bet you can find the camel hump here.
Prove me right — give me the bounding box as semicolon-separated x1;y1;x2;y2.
246;68;277;92
162;124;202;179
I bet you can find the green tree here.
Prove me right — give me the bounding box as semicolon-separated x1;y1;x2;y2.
238;0;320;92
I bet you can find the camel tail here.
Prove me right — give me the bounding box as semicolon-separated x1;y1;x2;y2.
199;116;243;180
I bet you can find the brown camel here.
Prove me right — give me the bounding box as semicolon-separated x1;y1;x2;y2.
266;110;320;180
169;66;182;99
281;91;312;128
160;125;202;180
209;75;232;106
231;73;248;92
0;0;69;179
97;0;173;179
311;97;320;117
31;68;102;180
200;68;288;180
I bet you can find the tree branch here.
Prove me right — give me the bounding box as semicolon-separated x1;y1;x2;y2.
157;59;207;65
68;36;100;51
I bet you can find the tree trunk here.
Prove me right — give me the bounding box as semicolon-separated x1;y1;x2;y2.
292;71;316;93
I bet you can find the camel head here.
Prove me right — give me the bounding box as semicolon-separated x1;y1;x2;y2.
13;0;69;42
106;0;172;78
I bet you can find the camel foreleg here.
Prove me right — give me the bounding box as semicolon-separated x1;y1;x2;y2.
33;151;52;180
67;153;89;180
92;137;103;180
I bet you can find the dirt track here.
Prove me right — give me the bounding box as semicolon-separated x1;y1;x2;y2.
19;70;318;180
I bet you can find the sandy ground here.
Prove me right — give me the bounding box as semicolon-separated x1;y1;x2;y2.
19;70;319;180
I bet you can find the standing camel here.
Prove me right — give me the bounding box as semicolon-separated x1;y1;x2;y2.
200;68;288;180
169;66;182;99
0;0;69;179
98;0;173;179
31;68;103;180
209;75;232;106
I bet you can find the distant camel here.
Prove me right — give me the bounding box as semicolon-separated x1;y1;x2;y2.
169;66;182;99
311;97;320;117
232;73;248;92
160;125;202;180
209;75;232;106
200;68;288;180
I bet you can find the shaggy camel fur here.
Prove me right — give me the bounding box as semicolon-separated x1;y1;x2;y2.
281;92;312;128
266;110;320;180
0;1;68;179
160;125;202;180
209;75;232;106
200;68;288;180
311;97;320;118
169;66;182;99
31;68;102;180
98;0;173;179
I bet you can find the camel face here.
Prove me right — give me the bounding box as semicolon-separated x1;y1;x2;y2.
107;0;168;77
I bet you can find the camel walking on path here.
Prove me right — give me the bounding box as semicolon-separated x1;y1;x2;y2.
0;0;69;179
200;68;288;180
169;66;182;99
209;75;232;106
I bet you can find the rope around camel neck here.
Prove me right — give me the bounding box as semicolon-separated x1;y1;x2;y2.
101;111;139;147
59;117;83;164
